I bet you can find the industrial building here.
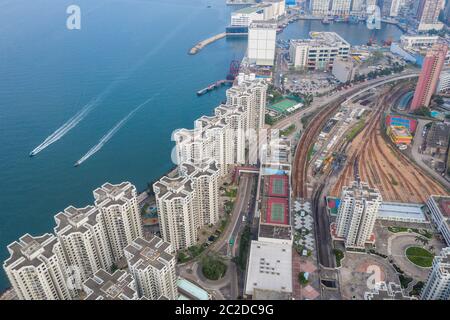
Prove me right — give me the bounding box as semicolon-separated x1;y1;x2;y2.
289;32;350;71
248;22;277;66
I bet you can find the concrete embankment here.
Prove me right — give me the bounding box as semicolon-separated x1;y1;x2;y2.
189;32;227;55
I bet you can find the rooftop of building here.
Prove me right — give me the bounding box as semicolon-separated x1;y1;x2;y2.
364;282;416;300
290;31;350;48
378;202;426;222
124;236;174;271
429;195;450;218
177;278;211;300
4;233;59;271
54;205;101;236
389;125;413;138
233;6;264;15
93;182;136;208
249;22;277;30
342;181;382;203
258;223;292;240
426;122;450;149
83;269;137;300
245;240;292;296
153;175;193;200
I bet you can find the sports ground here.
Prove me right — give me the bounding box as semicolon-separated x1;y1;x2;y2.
265;197;289;225
268;175;289;198
267;99;299;114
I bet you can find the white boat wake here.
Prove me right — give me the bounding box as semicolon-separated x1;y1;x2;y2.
29;93;108;157
74;96;156;167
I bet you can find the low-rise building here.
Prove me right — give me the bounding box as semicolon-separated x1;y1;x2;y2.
332;57;356;83
244;240;292;297
387;125;413;146
424;123;450;158
377;202;428;223
364;282;416;300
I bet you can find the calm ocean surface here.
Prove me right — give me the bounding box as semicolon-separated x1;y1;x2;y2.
0;0;402;291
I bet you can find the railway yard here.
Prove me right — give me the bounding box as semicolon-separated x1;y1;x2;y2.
329;83;449;203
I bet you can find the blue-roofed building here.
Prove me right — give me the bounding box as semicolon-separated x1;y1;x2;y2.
177;278;211;300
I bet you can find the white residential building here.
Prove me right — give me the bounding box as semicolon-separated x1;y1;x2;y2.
3;234;72;300
54;205;114;283
179;159;220;226
335;181;382;249
214;104;247;165
421;247;450;300
311;0;331;15
289;32;350;71
226;79;268;133
426;195;450;246
93;182;143;262
248;22;277;66
153;175;198;251
418;0;444;31
351;0;365;13
124;236;177;300
437;71;450;93
330;0;351;15
83;269;138;300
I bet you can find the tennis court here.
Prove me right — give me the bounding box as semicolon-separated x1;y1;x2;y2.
265;197;289;225
268;99;299;114
268;175;289;198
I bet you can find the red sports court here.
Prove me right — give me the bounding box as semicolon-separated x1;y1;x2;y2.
264;197;289;225
268;175;289;198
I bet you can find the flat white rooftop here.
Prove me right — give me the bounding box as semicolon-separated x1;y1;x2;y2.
378;202;427;223
245;240;292;296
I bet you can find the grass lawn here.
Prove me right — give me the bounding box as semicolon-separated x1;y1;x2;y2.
333;249;344;267
405;247;434;268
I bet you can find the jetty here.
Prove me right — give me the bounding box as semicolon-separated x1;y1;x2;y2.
197;80;233;96
189;32;226;55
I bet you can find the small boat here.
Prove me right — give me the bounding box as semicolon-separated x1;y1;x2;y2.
74;161;81;167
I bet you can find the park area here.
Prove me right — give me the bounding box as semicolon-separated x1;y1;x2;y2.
405;247;434;268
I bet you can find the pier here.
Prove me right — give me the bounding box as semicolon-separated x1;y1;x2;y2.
197;80;233;96
189;32;226;55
